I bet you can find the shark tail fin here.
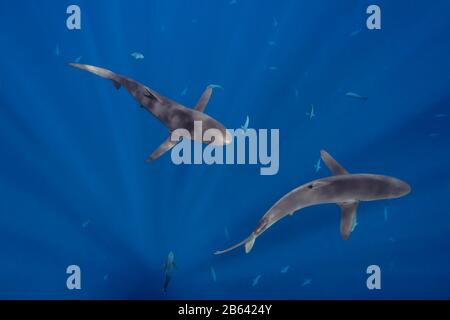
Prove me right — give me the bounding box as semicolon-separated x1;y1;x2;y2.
214;235;256;255
69;63;122;90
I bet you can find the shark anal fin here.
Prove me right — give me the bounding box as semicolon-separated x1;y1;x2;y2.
193;86;213;112
338;201;359;240
146;135;179;162
320;150;349;175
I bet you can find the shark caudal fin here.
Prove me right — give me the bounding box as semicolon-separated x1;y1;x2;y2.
69;63;122;90
214;235;256;255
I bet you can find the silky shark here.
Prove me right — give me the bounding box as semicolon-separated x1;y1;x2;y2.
69;63;231;161
214;150;411;255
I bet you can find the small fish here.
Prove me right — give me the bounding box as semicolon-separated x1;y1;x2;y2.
429;133;440;138
209;84;223;90
82;219;90;228
268;66;278;71
75;56;82;63
351;217;358;232
345;92;367;101
210;266;217;282
272;17;278;28
384;207;388;222
268;41;277;46
280;265;290;274
350;29;362;37
131;52;144;60
388;237;396;243
55;44;60;57
434;113;448;118
180;87;188;96
294;88;299;101
302;279;312;287
191;19;198;24
103;274;109;281
224;227;230;240
306;104;315;120
241;115;249;132
229;0;237;4
252;274;262;287
314;158;321;173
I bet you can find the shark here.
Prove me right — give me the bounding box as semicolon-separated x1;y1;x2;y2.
69;63;231;161
214;150;411;255
163;251;176;293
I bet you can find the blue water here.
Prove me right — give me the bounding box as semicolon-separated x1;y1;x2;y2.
0;0;449;299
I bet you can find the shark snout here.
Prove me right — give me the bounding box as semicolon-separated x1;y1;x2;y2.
392;178;411;197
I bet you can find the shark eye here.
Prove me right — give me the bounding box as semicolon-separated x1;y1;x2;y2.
308;184;314;189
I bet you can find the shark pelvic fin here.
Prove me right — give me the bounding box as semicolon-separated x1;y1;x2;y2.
112;80;121;90
193;86;213;112
338;201;359;240
146;135;179;162
244;237;256;253
320;150;349;175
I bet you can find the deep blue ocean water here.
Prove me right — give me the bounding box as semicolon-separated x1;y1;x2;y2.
0;0;449;299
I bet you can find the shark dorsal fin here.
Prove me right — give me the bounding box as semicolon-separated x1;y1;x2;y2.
193;86;213;112
320;150;349;175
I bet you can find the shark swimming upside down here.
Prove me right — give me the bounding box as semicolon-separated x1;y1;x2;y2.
214;150;411;255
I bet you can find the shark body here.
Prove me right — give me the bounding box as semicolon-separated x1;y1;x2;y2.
163;251;176;293
69;63;230;161
214;150;411;255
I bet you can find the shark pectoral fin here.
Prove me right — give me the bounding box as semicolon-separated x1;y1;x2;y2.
320;150;349;175
339;201;359;240
193;86;213;112
146;135;179;162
